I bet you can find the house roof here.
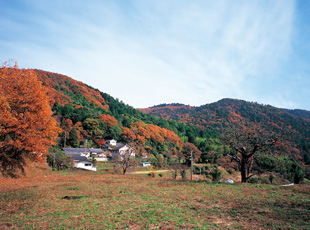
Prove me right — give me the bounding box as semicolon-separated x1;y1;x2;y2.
70;155;90;161
63;148;104;155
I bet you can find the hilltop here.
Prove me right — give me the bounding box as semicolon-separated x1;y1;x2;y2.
139;98;310;166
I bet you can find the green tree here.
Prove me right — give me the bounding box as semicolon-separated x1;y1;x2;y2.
109;125;122;140
47;147;72;170
68;127;79;147
83;118;104;139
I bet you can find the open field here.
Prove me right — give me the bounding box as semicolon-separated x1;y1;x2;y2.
1;170;310;229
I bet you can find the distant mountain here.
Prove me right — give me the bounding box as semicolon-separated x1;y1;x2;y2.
139;98;310;164
282;109;310;122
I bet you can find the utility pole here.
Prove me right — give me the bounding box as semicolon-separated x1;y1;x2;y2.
84;139;87;152
64;131;66;148
53;153;56;170
191;151;193;180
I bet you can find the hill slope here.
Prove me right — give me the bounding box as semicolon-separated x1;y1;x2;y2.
33;69;218;158
139;98;310;164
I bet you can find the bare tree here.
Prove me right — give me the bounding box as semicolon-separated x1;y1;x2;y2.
169;163;189;180
113;147;137;175
223;123;278;182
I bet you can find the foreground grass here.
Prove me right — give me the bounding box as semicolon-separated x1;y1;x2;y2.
0;171;309;229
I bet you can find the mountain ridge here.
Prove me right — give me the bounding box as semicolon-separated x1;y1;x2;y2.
139;98;310;123
139;98;310;165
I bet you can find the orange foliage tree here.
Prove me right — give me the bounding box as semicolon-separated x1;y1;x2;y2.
98;114;118;128
181;142;202;165
0;65;60;177
129;121;182;148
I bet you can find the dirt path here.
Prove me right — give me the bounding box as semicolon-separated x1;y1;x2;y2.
128;170;172;174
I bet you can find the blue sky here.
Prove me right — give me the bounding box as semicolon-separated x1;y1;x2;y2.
1;0;309;110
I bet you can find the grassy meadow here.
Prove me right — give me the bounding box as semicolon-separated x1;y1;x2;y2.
1;166;310;229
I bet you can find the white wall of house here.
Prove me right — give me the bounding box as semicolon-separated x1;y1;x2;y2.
141;162;151;167
95;157;108;162
75;161;97;171
106;139;117;147
112;145;135;159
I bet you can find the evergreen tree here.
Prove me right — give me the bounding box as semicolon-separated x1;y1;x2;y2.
68;127;79;147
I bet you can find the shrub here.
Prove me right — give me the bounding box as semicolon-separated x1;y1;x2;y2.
248;177;259;184
209;166;222;182
269;174;275;184
180;170;186;180
227;169;235;175
258;176;270;184
148;172;155;177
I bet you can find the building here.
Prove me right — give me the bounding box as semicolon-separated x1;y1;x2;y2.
104;139;117;148
111;144;135;159
141;162;151;167
103;140;135;159
69;155;97;171
63;148;107;170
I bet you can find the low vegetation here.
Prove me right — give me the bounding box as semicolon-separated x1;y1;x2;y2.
1;169;309;229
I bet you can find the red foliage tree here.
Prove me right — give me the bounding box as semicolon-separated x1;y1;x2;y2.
95;139;106;147
0;65;60;177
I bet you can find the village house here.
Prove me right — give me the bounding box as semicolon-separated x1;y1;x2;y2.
104;139;117;148
141;162;151;167
63;148;107;170
104;139;135;159
111;144;135;159
69;155;97;171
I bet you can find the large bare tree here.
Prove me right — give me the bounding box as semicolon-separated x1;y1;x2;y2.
113;147;137;175
223;123;278;182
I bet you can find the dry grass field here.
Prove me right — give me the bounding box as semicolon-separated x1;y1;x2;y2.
1;167;310;229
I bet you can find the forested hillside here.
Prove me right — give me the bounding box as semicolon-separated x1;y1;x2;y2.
139;99;310;166
34;69;219;159
34;69;310;169
2;67;309;181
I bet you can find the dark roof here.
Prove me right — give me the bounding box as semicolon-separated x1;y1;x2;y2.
70;155;90;162
63;148;104;155
89;148;105;153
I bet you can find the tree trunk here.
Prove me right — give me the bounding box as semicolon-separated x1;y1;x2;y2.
240;156;250;182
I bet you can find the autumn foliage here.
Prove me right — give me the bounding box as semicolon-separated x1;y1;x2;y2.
0;65;60;177
36;69;109;110
98;114;118;128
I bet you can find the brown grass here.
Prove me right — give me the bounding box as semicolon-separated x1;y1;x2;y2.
0;167;309;229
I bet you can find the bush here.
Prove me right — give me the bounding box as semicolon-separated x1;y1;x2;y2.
227;169;235;175
148;172;155;177
248;177;259;184
209;166;222;182
173;170;177;179
258;176;270;184
180;170;186;180
269;174;275;184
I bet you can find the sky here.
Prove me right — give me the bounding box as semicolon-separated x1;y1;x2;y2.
1;0;309;110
